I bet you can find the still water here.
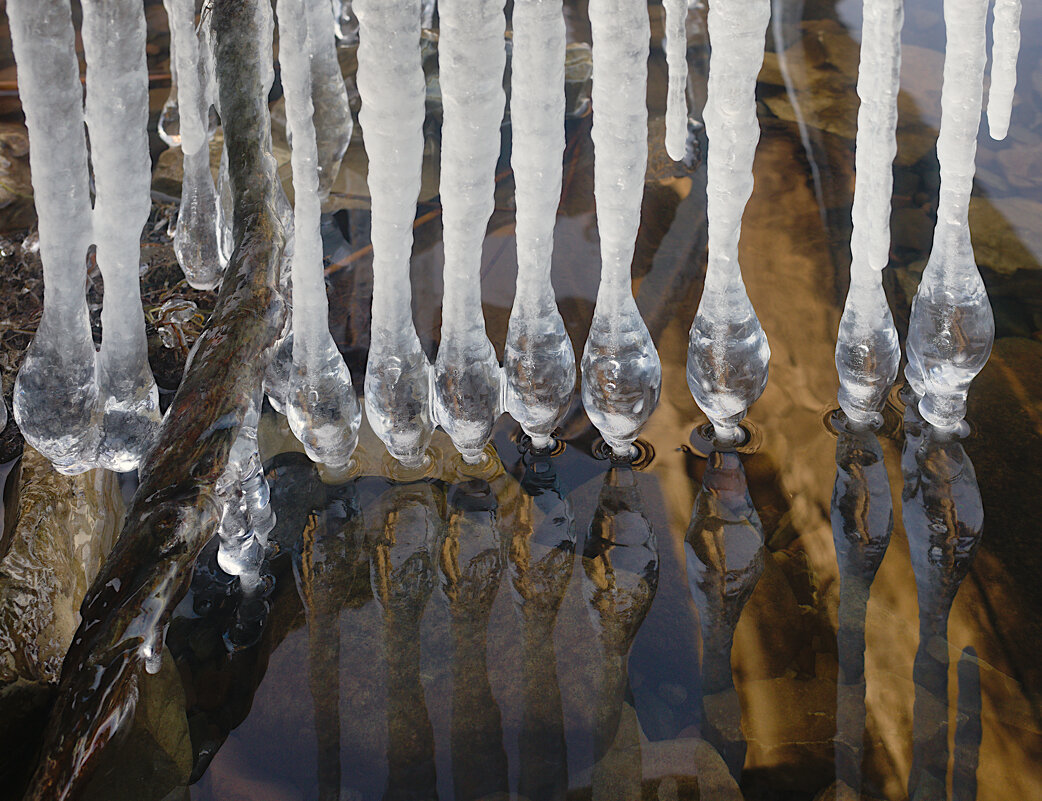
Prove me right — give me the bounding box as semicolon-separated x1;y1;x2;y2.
0;0;1040;799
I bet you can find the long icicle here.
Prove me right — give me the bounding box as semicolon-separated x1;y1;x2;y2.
278;0;362;467
580;0;662;458
504;0;575;452
9;0;99;475
834;0;902;428
662;0;689;161
356;0;434;468
431;0;507;464
81;0;161;472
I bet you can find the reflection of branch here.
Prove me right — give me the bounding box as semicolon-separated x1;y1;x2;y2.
22;3;287;796
685;450;763;779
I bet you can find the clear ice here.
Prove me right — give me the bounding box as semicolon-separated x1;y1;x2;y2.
504;0;576;453
662;0;689;161
835;0;902;428
81;0;162;472
277;0;362;468
686;0;771;446
431;0;507;464
986;0;1021;141
306;0;353;198
9;0;100;475
905;0;994;430
581;0;662;458
356;0;434;468
167;0;222;290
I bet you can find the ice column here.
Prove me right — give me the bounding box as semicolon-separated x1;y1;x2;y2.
9;0;99;475
662;0;689;161
581;0;662;458
356;0;434;468
905;0;993;429
686;0;771;446
277;0;362;468
431;0;507;464
167;0;222;290
504;0;575;453
834;0;902;428
81;0;162;472
987;0;1020;140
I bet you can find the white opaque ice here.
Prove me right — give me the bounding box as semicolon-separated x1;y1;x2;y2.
9;0;100;474
504;0;575;452
662;0;689;161
81;0;161;472
167;0;222;290
581;0;662;458
905;0;994;429
356;0;434;467
431;0;507;463
987;0;1020;141
277;0;362;468
835;0;902;427
686;0;771;444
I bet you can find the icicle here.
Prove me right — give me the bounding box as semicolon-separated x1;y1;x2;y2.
158;10;180;148
356;0;434;468
662;0;689;161
504;0;575;453
431;0;507;464
686;0;771;446
277;0;361;467
905;0;993;430
331;0;359;43
81;0;162;472
581;0;661;458
834;0;902;428
987;0;1020;140
9;0;99;474
307;0;353;197
167;0;222;290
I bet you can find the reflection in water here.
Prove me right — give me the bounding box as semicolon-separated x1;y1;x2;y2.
582;465;659;799
829;415;893;797
902;395;983;801
684;449;764;781
292;481;367;801
440;462;510;801
368;480;444;801
505;453;576;801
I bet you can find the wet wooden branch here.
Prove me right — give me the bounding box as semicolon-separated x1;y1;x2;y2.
23;1;286;798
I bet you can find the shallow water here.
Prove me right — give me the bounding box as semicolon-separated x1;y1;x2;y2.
0;0;1041;799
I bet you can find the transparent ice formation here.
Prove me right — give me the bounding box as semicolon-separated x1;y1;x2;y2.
835;0;902;428
277;0;362;468
504;0;576;452
905;0;994;430
686;0;771;446
167;0;222;290
331;0;359;44
986;0;1021;141
662;0;689;161
431;0;507;463
157;10;180;149
9;0;100;475
81;0;162;472
216;395;276;593
581;0;662;458
356;0;434;468
306;0;353;198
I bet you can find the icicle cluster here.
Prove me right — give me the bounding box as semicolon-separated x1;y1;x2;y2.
11;0;159;475
686;0;771;445
905;0;994;429
834;0;902;428
581;0;661;458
